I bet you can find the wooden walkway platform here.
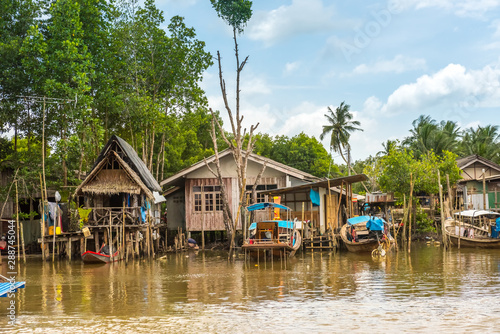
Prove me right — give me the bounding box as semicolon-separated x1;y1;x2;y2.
303;234;339;251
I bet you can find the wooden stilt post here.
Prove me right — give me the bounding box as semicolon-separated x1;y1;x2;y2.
438;170;447;248
483;169;487;210
301;202;305;242
135;231;139;257
15;181;20;262
68;239;72;261
95;230;99;252
39;174;45;261
122;201;125;259
202;214;205;250
109;210;112;256
165;228;168;250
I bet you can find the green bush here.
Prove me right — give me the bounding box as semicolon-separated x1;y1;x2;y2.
416;206;435;233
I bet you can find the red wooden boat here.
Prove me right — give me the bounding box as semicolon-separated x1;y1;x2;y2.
81;245;121;264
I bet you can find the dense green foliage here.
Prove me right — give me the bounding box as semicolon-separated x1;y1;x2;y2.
210;0;252;34
252;132;339;178
1;0;215;194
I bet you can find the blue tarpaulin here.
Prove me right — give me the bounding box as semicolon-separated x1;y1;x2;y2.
309;189;320;207
494;217;500;238
347;216;371;225
249;220;295;231
347;215;385;231
247;202;291;212
366;217;385;231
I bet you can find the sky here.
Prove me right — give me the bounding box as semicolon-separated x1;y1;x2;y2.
158;0;500;162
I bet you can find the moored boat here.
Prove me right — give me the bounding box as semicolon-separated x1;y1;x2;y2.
242;202;302;259
81;244;121;263
340;215;392;253
444;210;500;248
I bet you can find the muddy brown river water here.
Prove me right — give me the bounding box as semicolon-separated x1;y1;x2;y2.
2;243;500;333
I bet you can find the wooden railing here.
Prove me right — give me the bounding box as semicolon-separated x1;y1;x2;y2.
82;206;143;226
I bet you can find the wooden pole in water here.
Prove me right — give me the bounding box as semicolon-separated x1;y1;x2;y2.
408;173;414;253
52;202;56;262
391;210;397;251
301;202;305;241
15;181;26;263
402;194;407;249
122;201;125;259
438;170;447;248
202;207;205;250
109;209;112;259
39;174;45;261
15;180;20;262
483;169;487;210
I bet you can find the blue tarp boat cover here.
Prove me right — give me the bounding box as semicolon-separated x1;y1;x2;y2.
366;217;385;231
249;220;295;231
347;215;385;231
247;202;291;212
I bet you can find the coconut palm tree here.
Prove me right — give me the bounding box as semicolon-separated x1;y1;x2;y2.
319;101;363;173
403;115;461;157
461;125;500;163
377;139;399;157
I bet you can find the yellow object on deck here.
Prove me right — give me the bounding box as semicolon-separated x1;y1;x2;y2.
48;226;62;235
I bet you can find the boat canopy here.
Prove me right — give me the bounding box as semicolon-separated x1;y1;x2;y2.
347;215;385;231
453;210;500;218
246;202;291;212
248;220;295;231
347;215;371;225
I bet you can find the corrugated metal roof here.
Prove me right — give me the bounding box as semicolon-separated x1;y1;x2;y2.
261;174;368;195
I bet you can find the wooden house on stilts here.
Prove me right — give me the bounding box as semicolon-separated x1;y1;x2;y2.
72;135;166;260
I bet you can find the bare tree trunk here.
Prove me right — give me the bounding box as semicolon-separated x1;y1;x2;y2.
156;133;165;181
149;129;155;172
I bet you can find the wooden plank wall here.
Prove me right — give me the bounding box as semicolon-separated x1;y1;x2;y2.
185;178;233;232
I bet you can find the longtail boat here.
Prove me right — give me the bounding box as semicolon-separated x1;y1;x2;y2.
340;215;392;253
242;202;302;259
81;244;121;263
444;210;500;248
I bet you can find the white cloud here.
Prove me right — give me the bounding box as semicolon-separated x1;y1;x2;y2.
392;0;500;18
368;63;500;116
157;0;197;6
241;75;272;96
278;102;325;138
284;61;301;76
492;20;500;37
351;55;426;75
247;0;336;46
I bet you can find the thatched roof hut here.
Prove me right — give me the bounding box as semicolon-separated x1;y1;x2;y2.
75;135;161;201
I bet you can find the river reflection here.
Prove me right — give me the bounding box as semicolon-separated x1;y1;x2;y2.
3;243;500;333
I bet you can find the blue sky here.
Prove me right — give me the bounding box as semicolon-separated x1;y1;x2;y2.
159;0;500;162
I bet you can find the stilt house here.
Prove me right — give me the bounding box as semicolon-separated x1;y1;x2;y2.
457;155;500;210
160;149;321;235
72;135;165;255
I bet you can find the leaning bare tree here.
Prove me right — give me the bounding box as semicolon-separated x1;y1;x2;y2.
207;0;264;255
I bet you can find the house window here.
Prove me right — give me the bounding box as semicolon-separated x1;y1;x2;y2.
193;185;222;212
194;193;202;212
215;193;222;211
205;193;213;211
246;184;278;203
